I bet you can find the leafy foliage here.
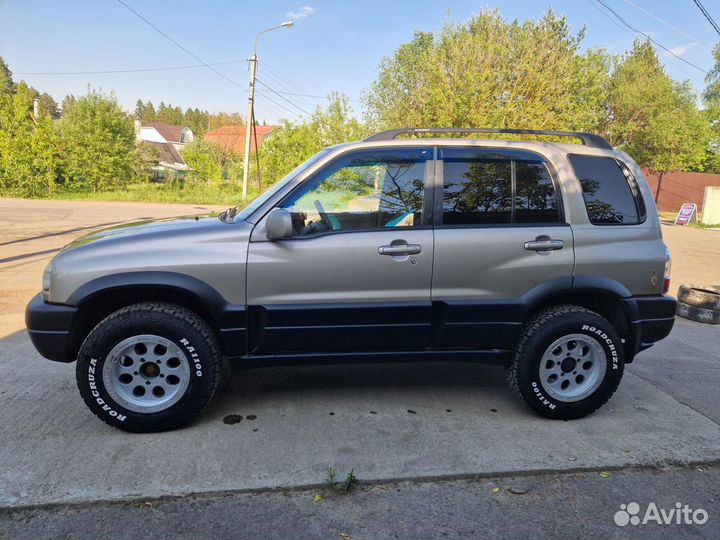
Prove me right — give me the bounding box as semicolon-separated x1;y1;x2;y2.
606;39;709;172
261;93;367;184
0;83;59;197
364;9;610;133
180;139;231;183
703;44;720;172
0;57;14;96
59;90;138;192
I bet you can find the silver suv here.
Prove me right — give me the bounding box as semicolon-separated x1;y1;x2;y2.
26;128;676;432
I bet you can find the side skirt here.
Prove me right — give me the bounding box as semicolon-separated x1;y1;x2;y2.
226;349;511;371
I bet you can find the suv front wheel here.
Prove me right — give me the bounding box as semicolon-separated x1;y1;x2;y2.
76;302;221;432
507;305;625;419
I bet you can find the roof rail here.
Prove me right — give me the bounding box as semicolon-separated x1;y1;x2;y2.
364;128;613;150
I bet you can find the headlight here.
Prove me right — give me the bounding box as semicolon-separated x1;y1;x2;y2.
42;262;53;301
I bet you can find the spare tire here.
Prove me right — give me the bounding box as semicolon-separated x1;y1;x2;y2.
676;301;720;325
677;285;720;310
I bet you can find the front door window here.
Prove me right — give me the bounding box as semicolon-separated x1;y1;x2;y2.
280;147;431;236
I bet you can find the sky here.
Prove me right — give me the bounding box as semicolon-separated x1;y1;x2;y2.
0;0;718;125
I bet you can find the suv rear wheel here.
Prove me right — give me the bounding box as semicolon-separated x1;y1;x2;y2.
76;302;221;432
507;305;625;419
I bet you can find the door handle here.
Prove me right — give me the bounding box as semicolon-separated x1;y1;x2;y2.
524;238;564;251
378;243;422;256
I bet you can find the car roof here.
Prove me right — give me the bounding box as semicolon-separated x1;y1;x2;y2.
333;137;624;160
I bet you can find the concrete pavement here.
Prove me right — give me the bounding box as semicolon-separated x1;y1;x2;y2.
1;317;719;509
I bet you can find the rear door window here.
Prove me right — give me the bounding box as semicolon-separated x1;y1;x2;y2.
569;155;644;225
440;148;560;225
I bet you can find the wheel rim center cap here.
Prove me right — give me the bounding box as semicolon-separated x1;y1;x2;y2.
140;362;160;378
560;357;577;373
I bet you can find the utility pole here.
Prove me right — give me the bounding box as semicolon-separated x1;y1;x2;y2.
241;54;257;200
241;21;294;199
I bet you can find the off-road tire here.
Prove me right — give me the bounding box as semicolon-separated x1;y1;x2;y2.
506;305;625;420
677;285;720;311
76;302;221;432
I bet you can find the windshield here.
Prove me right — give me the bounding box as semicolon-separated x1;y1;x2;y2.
227;149;333;223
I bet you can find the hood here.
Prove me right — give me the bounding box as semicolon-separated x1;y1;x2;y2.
61;214;224;252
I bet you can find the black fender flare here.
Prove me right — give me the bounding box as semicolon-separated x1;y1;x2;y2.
67;271;247;355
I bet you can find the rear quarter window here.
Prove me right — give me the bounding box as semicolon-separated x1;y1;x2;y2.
568;155;644;225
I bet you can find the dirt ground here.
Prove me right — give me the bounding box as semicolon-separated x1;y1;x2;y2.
1;198;718;338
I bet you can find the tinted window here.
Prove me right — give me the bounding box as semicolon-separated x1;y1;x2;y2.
441;148;559;225
443;158;512;224
515;161;559;223
569;155;640;225
281;148;430;236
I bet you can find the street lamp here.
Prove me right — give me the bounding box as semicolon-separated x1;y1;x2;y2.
242;21;294;199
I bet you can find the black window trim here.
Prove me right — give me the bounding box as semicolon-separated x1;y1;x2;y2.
433;146;566;228
567;153;647;226
273;145;436;239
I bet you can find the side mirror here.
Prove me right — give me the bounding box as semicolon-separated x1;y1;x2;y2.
265;208;293;240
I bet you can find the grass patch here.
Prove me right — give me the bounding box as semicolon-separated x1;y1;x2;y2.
2;181;263;206
690;222;720;229
326;467;359;494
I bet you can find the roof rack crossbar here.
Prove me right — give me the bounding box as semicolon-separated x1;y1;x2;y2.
364;128;613;149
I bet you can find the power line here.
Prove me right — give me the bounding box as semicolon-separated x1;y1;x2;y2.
593;0;709;74
262;62;312;95
256;66;321;109
586;0;696;78
114;0;244;89
255;77;315;117
622;0;711;47
16;60;244;76
691;0;720;36
254;92;307;120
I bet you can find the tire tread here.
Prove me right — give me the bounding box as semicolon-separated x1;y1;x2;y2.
76;302;220;432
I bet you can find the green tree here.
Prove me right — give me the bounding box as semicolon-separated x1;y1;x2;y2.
142;101;157;123
0;56;15;96
61;94;76;115
607;39;709;172
261;93;367;184
134;99;146;121
364;9;611;133
0;82;59;196
156;102;185;126
703;44;720;172
59;89;138;192
26;86;59;119
180;139;228;183
208;112;244;130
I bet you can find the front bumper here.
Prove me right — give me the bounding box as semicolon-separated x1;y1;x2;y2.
25;293;78;362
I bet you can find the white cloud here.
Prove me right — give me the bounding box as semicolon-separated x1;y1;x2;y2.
664;42;697;58
287;6;314;20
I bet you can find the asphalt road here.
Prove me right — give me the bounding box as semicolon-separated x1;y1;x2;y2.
2;465;719;540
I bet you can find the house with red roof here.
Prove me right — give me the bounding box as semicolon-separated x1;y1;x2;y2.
204;125;280;155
